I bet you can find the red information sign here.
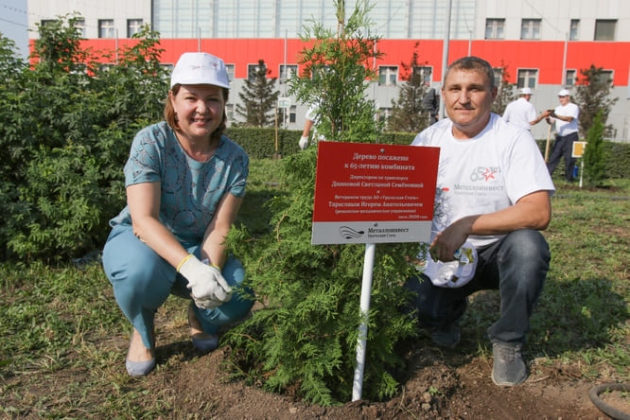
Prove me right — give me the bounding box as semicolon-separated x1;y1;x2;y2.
312;141;440;244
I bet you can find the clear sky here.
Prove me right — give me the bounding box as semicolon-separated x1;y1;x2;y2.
0;0;29;58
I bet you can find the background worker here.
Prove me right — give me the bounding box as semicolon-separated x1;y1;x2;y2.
502;87;550;131
422;82;440;125
545;89;580;182
298;102;321;150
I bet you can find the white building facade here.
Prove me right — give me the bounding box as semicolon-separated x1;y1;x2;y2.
28;0;630;141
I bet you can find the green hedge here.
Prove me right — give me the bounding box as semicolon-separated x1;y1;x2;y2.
225;128;418;158
534;139;630;179
604;141;630;178
225;127;303;158
227;127;630;179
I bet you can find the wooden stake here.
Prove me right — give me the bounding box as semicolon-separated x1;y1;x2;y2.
544;124;552;163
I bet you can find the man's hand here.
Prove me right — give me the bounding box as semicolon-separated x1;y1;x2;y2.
429;217;475;262
178;255;232;309
298;135;309;150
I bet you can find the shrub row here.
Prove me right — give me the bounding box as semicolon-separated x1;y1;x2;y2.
230;128;630;179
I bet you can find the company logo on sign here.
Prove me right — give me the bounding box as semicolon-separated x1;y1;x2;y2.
339;226;364;240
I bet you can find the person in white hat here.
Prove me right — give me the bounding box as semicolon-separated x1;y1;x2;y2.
102;52;254;376
502;87;550;131
545;89;580;181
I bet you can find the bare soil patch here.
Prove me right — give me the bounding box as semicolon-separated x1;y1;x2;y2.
2;320;619;419
147;342;606;419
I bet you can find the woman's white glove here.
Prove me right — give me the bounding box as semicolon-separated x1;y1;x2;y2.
178;255;232;309
298;135;309;150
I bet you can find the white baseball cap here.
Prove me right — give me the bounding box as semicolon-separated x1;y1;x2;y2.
520;87;532;95
170;52;230;89
558;88;570;96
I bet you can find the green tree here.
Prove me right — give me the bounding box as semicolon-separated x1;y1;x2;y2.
387;47;430;133
224;0;418;405
0;16;168;261
0;33;26;76
32;14;90;73
236;59;280;127
491;63;516;115
288;0;382;142
582;111;606;186
0;34;29;260
574;65;618;137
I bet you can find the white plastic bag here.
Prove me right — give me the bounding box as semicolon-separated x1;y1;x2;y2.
422;241;478;288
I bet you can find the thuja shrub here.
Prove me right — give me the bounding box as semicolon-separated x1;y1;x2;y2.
223;1;420;404
225;149;419;405
583;111;606;186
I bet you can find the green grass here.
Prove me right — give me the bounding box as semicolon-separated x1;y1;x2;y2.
463;177;630;379
1;160;629;416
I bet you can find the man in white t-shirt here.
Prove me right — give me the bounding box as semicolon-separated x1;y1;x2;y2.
502;87;549;131
546;89;580;181
407;56;555;387
298;103;322;150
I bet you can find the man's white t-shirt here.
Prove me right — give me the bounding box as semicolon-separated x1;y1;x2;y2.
502;97;537;131
305;103;319;123
553;102;579;136
305;103;325;141
411;113;555;248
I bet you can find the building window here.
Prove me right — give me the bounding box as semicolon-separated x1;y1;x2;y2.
594;70;614;86
98;19;116;38
594;19;616;41
127;19;143;38
225;64;235;81
279;65;298;83
517;69;538;89
378;66;398;86
226;103;235;122
378;107;392;125
565;69;576;87
493;67;504;87
73;18;85;37
310;65;330;81
248;63;266;81
521;19;541;40
413;66;433;84
485;18;505;40
289;105;297;123
40;19;60;31
569;19;579;41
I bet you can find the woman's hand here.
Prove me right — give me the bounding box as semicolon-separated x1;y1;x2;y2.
178;255;232;309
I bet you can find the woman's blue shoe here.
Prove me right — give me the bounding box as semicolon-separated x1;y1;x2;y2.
188;303;219;353
126;358;156;377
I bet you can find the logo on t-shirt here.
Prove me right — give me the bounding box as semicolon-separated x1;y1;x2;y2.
470;166;499;182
